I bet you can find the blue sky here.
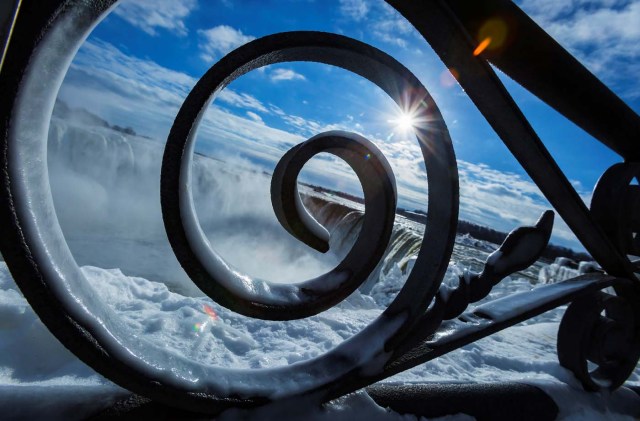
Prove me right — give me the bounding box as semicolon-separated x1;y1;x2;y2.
56;0;640;250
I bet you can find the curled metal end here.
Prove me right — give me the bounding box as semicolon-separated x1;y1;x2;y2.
425;210;555;323
558;287;640;391
590;162;640;257
160;31;450;321
483;210;555;279
271;131;397;255
271;144;330;253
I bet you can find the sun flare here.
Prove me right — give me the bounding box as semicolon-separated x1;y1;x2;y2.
390;112;417;132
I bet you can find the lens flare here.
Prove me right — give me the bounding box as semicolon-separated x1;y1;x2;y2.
192;305;218;335
203;304;218;320
473;37;492;56
477;17;509;54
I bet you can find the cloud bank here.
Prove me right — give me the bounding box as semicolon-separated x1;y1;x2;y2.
113;0;197;37
517;0;640;99
198;25;256;62
57;29;588;250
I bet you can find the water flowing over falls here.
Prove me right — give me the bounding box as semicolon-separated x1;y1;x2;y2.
44;116;569;314
47;117;340;294
44;117;568;303
303;196;424;299
46;117;430;301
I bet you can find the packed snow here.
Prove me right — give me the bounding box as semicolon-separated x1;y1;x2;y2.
1;120;639;419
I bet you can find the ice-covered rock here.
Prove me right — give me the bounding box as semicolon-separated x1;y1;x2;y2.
538;257;582;284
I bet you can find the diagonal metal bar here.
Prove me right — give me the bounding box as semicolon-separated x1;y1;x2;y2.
0;0;21;72
387;0;636;281
447;0;640;160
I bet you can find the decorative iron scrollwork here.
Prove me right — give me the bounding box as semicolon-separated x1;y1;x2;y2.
0;0;638;415
558;288;640;391
591;162;640;258
160;31;458;323
434;210;554;322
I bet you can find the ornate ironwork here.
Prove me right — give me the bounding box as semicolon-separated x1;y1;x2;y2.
591;162;640;258
160;32;457;324
0;0;638;416
558;289;640;391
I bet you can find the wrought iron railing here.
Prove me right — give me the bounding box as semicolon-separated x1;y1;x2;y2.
0;0;638;417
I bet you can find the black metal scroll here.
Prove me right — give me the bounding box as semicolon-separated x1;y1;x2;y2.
558;288;640;391
159;32;457;323
0;0;638;415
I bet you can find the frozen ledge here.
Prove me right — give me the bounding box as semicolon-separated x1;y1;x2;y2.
86;382;640;420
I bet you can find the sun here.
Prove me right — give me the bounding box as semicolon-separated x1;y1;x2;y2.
389;111;417;133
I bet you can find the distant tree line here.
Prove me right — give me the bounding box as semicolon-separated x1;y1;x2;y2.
307;184;365;205
304;185;592;262
111;125;137;136
399;209;591;263
53;99;141;138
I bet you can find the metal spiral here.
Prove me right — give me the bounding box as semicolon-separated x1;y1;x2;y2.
558;288;640;391
268;131;397;318
591;162;640;258
0;4;460;412
1;0;639;414
160;31;457;322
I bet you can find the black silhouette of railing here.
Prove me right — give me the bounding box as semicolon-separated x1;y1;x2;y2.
0;0;638;418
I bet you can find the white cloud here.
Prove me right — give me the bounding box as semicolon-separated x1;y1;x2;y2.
217;89;269;113
276;110;360;140
67;39;196;111
517;0;640;98
348;132;581;248
517;0;630;22
270;68;307;82
60;40;301;154
370;12;415;48
339;0;369;21
60;38;586;251
198;25;256;62
246;111;264;124
339;1;417;49
456;160;581;248
113;0;197;37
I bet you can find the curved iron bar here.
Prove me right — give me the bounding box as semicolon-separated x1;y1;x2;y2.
591;162;640;257
0;0;638;413
558;290;640;391
160;31;458;321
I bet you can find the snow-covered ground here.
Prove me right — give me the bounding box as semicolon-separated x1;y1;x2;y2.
1;120;639;419
2;259;638;420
